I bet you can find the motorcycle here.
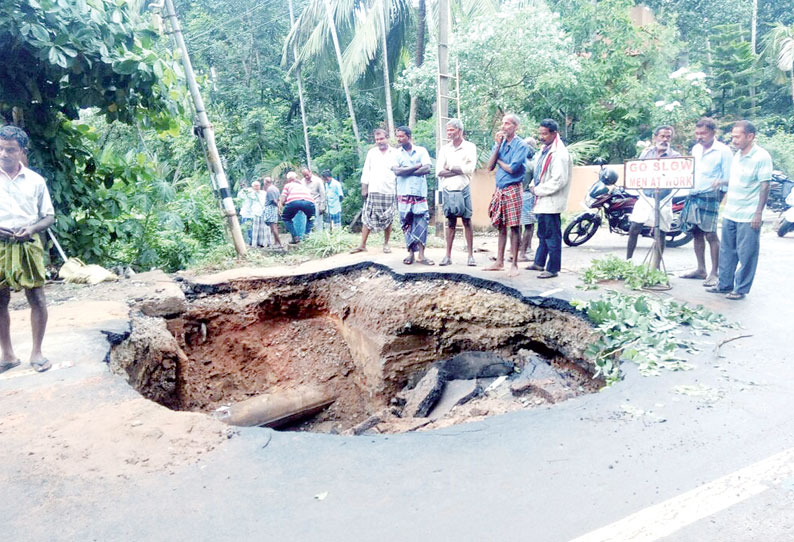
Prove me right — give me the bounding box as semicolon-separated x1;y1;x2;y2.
777;189;794;237
767;171;793;213
563;166;693;248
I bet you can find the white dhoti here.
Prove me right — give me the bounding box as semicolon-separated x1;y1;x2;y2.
629;195;673;232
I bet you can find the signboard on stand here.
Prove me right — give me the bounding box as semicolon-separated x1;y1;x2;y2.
623;157;695;190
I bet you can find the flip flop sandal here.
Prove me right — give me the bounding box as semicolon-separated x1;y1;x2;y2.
706;287;731;294
382;246;392;254
467;256;476;267
726;292;746;300
416;258;435;266
403;256;414;265
702;277;718;287
349;247;367;254
439;257;452;266
537;271;558;279
31;358;51;373
0;359;21;374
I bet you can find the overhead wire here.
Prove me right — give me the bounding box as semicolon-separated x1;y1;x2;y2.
180;0;284;44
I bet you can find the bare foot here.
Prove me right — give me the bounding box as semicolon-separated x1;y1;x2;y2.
506;265;520;277
483;262;504;271
680;269;707;279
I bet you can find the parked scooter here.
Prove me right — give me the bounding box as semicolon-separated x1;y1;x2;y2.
563;165;693;247
777;189;794;237
767;171;793;213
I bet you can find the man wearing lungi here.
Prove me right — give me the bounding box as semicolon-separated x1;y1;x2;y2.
526;119;572;279
393;126;433;265
247;179;268;247
625;125;680;259
0;126;55;374
437;119;477;267
485;113;529;277
351;129;398;254
518;137;538;262
679;118;732;287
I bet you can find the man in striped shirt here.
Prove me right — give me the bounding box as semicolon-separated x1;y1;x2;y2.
707;120;773;300
279;172;316;244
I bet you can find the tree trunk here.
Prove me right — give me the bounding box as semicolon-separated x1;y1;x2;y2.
408;0;426;129
790;69;794;109
323;0;362;156
751;0;758;54
379;0;395;138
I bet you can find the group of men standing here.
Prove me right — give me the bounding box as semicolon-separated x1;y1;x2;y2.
238;167;344;248
627;118;772;300
350;125;437;265
350;115;574;279
348;114;773;300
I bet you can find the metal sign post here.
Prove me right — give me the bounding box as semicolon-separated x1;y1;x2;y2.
624;157;695;284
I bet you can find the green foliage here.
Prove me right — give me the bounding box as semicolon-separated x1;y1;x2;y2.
581;256;668;290
1;0;188;265
571;290;735;384
295;228;358;258
757;131;794;175
709;24;762;119
397;3;579;155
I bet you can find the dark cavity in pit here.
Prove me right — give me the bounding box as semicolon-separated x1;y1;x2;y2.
110;264;601;435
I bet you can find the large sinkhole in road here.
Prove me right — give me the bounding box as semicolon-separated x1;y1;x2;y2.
110;265;601;435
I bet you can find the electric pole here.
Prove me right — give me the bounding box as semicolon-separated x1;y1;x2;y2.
434;0;450;236
163;0;247;256
288;0;313;168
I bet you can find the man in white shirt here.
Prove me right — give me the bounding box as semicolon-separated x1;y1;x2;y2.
437;119;477;267
0;125;55;374
351;128;398;254
302;167;327;232
679;117;732;287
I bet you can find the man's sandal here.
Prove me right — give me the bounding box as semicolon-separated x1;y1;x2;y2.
31;359;52;373
0;359;21;374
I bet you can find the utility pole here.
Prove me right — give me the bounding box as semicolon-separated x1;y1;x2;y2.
434;0;450;236
288;0;313;168
163;0;247;256
379;0;395;138
436;0;450;155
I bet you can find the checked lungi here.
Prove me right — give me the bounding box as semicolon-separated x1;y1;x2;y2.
363;192;396;232
681;191;722;233
489;183;522;228
0;236;47;291
398;195;429;251
263;204;279;225
249;215;269;247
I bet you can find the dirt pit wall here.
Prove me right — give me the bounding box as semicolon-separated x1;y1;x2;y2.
111;264;601;434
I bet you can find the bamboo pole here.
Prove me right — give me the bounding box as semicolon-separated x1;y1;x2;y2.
163;0;247;257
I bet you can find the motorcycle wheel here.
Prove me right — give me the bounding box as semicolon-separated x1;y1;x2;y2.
778;220;794;237
666;230;693;248
563;214;600;247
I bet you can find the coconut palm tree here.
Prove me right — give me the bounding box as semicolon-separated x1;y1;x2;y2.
762;23;794;109
283;0;363;153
